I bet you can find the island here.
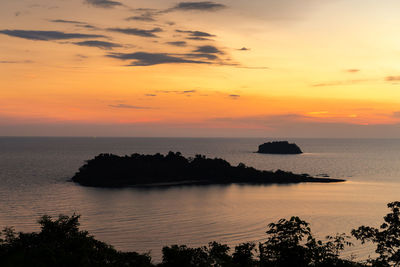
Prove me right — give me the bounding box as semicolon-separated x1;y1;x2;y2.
257;141;303;154
71;152;343;187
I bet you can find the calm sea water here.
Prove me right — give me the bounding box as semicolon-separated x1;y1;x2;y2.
1;137;400;262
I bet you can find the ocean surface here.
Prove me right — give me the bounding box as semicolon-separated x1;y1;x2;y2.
1;137;400;262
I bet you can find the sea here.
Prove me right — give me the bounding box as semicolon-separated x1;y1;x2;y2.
1;137;400;262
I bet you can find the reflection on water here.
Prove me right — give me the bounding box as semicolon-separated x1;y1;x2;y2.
1;181;396;261
1;137;400;261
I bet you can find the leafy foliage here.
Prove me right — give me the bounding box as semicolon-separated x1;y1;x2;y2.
260;216;356;267
0;214;152;267
6;209;399;267
352;201;400;266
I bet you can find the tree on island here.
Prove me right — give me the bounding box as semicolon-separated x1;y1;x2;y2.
71;152;342;187
257;141;303;154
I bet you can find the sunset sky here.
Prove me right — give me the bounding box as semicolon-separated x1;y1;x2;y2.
1;0;400;137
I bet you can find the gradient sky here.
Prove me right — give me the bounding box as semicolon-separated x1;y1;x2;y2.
1;0;400;137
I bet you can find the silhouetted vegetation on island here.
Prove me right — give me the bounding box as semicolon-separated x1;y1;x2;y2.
71;152;342;187
257;141;303;154
4;202;400;266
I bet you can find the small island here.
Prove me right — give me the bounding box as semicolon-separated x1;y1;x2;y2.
257;141;303;154
71;152;343;187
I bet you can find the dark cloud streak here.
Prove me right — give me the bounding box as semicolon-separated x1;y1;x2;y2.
0;30;105;41
176;29;215;37
166;41;187;47
108;52;210;66
193;45;222;54
126;13;156;22
229;94;240;99
185;53;218;60
172;1;226;11
49;19;98;30
176;29;215;41
0;60;33;64
108;27;162;38
50;19;85;24
73;40;122;49
187;37;212;41
85;0;122;8
109;104;152;109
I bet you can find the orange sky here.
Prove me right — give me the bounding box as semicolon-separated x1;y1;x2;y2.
1;0;400;137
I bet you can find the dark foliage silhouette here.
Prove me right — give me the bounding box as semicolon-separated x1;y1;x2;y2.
0;214;152;267
232;242;256;267
0;213;369;267
352;201;400;266
71;152;342;187
259;216;357;267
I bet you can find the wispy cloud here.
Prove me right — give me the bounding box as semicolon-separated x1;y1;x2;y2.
171;1;227;12
312;79;369;87
229;94;240;99
385;76;400;81
236;66;269;70
155;90;198;95
166;41;187;47
183;90;196;94
176;29;215;41
185;53;218;60
108;27;162;38
0;60;33;64
176;29;215;37
108;52;210;66
346;69;360;73
238;47;250;51
0;30;105;41
126;8;164;22
193;45;222;54
49;19;98;30
50;19;86;24
187;36;213;41
126;13;156;22
109;104;152;109
73;40;122;49
210;113;307;126
76;53;88;58
85;0;123;9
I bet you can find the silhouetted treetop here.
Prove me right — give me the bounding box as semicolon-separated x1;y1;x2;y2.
352;201;400;266
0;213;363;267
71;152;343;187
0;214;152;267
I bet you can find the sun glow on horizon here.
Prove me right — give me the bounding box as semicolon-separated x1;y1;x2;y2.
1;0;400;137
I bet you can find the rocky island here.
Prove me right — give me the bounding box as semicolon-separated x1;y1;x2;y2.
257;141;303;154
71;152;343;187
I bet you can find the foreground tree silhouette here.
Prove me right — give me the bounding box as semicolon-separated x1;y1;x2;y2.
352;201;400;267
0;214;152;267
260;216;357;267
0;212;376;267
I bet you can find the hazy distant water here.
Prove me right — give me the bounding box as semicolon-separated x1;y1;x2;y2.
1;137;400;262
